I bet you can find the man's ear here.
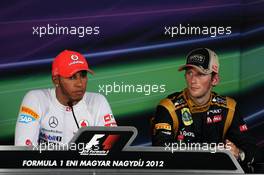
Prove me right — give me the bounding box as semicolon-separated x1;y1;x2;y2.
212;73;220;86
52;76;60;87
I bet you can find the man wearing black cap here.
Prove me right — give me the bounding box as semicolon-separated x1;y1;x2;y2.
15;50;116;146
152;48;256;170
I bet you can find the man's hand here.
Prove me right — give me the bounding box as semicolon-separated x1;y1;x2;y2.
225;139;240;159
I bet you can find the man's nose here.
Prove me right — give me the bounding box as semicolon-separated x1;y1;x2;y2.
75;76;83;87
190;75;197;84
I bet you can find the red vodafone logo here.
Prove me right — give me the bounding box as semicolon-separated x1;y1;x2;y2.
79;120;88;128
71;54;79;61
25;139;32;146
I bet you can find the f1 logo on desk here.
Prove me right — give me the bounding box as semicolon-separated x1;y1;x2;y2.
79;134;120;156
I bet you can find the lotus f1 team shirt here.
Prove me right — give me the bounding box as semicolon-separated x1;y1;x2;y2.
15;88;116;146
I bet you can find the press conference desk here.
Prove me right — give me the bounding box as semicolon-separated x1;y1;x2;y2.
0;126;251;174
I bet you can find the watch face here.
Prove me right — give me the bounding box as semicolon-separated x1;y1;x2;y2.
239;150;246;161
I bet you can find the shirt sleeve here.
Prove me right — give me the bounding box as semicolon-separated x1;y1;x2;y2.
152;105;175;146
15;91;42;146
225;104;257;166
95;94;117;127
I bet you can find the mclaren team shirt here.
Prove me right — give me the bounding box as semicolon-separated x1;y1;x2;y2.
15;88;116;146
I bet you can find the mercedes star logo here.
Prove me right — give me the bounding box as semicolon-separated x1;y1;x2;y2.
49;116;58;128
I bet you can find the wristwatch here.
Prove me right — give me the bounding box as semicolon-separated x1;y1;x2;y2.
238;149;245;162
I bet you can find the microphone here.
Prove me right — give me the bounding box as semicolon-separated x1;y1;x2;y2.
67;101;80;130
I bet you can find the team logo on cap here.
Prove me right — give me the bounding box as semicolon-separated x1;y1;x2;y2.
71;54;79;61
69;55;84;66
188;54;205;64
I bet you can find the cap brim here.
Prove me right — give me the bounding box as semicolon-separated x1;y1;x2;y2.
61;68;94;78
178;64;212;74
72;68;94;76
87;68;94;75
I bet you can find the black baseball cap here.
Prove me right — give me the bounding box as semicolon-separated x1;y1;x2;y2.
178;48;219;74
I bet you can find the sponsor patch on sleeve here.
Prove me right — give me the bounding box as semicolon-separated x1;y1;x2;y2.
21;106;39;119
18;106;39;124
155;123;171;131
19;114;36;124
103;114;114;122
103;114;116;127
239;124;248;132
